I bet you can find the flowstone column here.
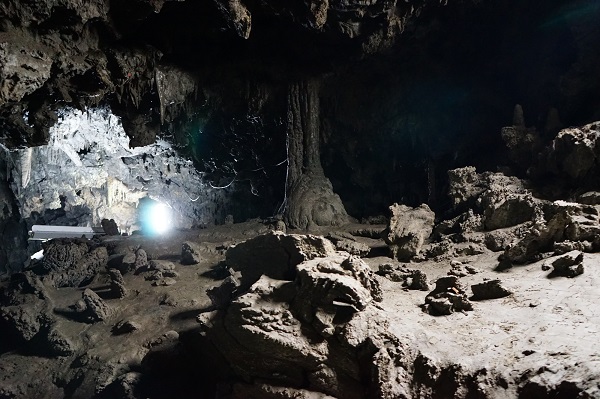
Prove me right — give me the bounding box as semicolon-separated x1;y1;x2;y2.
284;79;349;229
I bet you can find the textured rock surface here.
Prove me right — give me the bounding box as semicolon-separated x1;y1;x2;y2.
6;108;232;236
40;239;108;288
225;231;337;290
423;276;473;316
533;121;600;182
471;279;512;300
503;201;600;264
383;203;435;261
82;288;111;322
448;166;543;231
0;225;599;398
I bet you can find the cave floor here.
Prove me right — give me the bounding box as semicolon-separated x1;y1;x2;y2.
1;221;599;398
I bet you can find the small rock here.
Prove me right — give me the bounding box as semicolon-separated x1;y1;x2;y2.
552;250;584;277
152;278;176;286
101;219;120;236
181;241;202;265
134;249;148;272
423;276;473;316
159;293;178;307
405;270;429;291
82;289;111;322
541;262;552;271
149;260;176;271
108;269;127;299
144;271;163;281
471;279;512;300
161;270;179;278
120;252;137;272
112;320;141;335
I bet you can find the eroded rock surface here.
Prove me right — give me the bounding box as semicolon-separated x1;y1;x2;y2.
383;203;435;261
40;239;108;288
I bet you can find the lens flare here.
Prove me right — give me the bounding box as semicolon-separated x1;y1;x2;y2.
140;200;172;235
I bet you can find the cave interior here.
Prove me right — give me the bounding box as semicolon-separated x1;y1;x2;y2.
1;0;600;398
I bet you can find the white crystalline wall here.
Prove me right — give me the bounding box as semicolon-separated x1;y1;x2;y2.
8;107;230;233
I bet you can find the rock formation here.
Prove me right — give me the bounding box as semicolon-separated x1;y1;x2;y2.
284;79;350;229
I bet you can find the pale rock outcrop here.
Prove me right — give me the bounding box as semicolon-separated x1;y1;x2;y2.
225;230;337;290
504;201;600;264
383;203;435;261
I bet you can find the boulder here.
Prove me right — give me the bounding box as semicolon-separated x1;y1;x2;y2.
203;249;387;398
82;288;111;322
383;203;435;261
293;255;383;332
226;231;336;291
108;269;127;299
41;239;108;287
181;241;203;265
532;121;600;181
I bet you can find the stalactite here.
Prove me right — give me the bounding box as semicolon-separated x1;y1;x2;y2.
18;148;32;189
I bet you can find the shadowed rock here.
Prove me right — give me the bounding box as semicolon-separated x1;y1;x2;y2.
471;279;512;300
423;276;473;316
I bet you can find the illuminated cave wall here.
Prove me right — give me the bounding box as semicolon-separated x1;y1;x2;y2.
6;107;232;235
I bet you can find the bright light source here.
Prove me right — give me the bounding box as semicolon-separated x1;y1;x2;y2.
149;203;171;234
139;199;172;235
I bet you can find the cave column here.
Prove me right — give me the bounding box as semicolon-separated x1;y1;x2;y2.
284;78;349;229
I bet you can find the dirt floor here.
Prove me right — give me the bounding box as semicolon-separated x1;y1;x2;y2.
1;221;599;398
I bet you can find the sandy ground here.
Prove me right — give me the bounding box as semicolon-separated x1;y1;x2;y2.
367;252;600;397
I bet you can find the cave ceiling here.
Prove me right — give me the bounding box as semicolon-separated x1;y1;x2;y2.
0;0;438;147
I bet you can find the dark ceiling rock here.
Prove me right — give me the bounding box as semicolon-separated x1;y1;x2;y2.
0;0;446;147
